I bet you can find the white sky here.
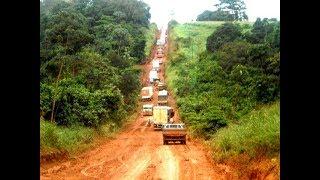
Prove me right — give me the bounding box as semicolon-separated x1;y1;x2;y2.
142;0;280;28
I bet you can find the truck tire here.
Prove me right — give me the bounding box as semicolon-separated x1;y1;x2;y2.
163;140;167;145
182;136;187;144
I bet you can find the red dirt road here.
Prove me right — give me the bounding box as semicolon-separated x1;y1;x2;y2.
40;30;232;180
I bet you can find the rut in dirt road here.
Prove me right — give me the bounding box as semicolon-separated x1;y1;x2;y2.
40;27;232;180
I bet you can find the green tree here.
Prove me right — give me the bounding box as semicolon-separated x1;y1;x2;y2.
196;10;234;21
249;18;275;44
45;10;93;55
40;0;152;128
216;0;248;21
216;40;251;72
206;22;242;52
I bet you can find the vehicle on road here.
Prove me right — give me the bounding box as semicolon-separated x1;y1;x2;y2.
158;90;168;106
157;39;165;46
149;70;160;84
162;123;187;145
152;106;174;130
152;60;160;72
141;86;153;101
158;82;166;91
142;104;153;116
156;49;164;58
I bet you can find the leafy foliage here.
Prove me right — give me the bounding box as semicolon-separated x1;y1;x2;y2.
40;0;153;129
206;23;242;52
167;20;279;139
196;10;234;21
216;0;248;21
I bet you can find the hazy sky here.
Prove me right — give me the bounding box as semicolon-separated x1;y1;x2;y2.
142;0;280;28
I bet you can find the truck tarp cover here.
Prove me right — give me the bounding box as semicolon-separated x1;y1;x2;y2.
153;106;170;124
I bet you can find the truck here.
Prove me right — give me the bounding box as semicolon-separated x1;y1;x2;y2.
157;39;165;46
149;70;159;83
162;123;187;145
142;104;153;116
141;86;153;101
156;51;164;58
157;49;163;54
157;82;166;91
158;90;168;106
152;106;174;130
157;46;164;51
152;60;160;72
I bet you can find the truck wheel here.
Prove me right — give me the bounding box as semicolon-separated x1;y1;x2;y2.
163;140;166;145
182;138;186;145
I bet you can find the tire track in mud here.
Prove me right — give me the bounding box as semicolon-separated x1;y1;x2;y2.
156;146;180;180
81;117;150;179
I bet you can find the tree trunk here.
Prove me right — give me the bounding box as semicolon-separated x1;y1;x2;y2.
73;64;75;76
50;62;64;122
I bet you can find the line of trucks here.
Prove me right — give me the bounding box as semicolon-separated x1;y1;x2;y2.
141;30;187;145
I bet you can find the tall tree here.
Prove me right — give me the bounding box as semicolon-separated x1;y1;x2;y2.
196;10;234;21
249;18;278;44
215;0;248;21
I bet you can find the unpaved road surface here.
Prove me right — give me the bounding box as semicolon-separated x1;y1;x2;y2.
40;29;232;180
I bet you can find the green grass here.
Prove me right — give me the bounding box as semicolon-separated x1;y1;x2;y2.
174;22;223;55
209;101;280;160
144;23;158;57
166;22;226;100
40;120;95;155
40;119;119;156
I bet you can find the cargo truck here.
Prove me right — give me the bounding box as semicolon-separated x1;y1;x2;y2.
141;86;153;101
152;106;174;130
158;90;168;106
149;70;159;83
152;60;160;72
162;123;187;145
142;104;153;116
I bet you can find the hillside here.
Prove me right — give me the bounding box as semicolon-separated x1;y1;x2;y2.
166;20;280;178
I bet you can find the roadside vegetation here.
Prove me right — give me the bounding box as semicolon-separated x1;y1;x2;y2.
40;0;154;157
210;102;280;160
144;23;158;58
166;17;279;171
